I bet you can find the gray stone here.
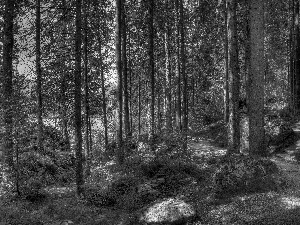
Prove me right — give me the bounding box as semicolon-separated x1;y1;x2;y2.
139;198;196;225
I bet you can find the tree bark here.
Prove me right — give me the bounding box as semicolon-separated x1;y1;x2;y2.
99;37;108;150
74;0;84;195
148;0;155;149
116;0;124;165
60;0;71;152
175;0;182;131
138;76;141;135
122;0;130;138
180;0;188;134
248;0;265;156
294;0;300;111
290;0;295;111
222;1;229;123
84;1;90;176
36;0;43;152
227;0;240;154
244;0;251;103
164;2;173;132
3;0;15;169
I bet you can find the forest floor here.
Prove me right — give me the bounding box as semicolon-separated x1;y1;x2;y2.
2;123;300;224
187;120;300;225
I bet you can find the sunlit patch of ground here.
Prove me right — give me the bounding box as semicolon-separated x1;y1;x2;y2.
188;139;227;162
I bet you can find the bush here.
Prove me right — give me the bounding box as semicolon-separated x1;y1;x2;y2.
83;184;116;207
213;155;285;198
84;175;139;208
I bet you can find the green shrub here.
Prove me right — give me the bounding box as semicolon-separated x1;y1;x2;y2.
83;184;116;207
213;155;284;199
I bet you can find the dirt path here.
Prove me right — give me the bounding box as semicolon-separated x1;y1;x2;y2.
188;122;300;224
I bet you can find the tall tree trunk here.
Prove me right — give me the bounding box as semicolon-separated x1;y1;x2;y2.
116;0;124;165
60;75;71;151
74;0;84;195
180;0;187;131
249;0;265;155
122;0;130;138
222;1;229;123
99;37;108;150
244;0;251;103
175;0;182;131
294;0;300;111
84;1;90;176
227;0;240;154
164;10;172;132
148;0;155;149
88;116;93;158
128;30;133;132
290;0;295;111
138;76;141;135
36;0;43;152
60;0;70;152
157;88;162;133
3;0;15;169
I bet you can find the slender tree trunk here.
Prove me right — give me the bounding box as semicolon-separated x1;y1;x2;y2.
157;88;162;133
223;2;229;123
84;1;90;176
36;0;43;152
98;38;108;149
180;0;187;131
128;31;133;132
60;0;70;152
175;0;182;131
138;76;141;135
122;0;130;138
88;117;93;158
148;0;155;149
295;0;300;111
116;0;124;165
164;14;172;132
227;0;240;154
60;75;71;151
74;0;84;195
3;0;15;169
191;76;195;113
249;0;265;156
244;0;251;103
290;0;295;111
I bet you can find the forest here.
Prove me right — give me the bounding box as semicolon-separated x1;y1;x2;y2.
1;0;300;224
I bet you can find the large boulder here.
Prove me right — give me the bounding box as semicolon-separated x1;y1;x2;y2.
139;198;196;225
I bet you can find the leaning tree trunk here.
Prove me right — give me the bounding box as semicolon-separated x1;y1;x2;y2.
248;0;266;156
74;0;84;195
227;0;240;154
